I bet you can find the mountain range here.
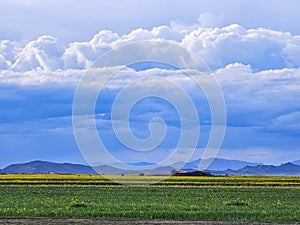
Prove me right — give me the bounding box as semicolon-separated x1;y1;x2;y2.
1;158;300;176
183;158;262;171
211;162;300;176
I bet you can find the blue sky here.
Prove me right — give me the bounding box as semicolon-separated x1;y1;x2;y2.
0;0;300;168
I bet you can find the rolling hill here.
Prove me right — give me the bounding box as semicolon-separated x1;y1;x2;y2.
0;161;97;174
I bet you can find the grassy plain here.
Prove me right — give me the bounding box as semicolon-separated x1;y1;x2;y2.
0;174;299;222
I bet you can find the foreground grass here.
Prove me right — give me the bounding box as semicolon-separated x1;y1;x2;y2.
0;175;299;222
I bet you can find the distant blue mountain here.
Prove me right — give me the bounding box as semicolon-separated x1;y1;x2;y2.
182;158;261;171
214;162;300;176
0;160;96;174
127;162;157;167
292;160;300;166
1;159;299;176
0;161;171;175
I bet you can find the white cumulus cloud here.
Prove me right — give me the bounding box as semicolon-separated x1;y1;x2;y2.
11;35;64;71
1;24;300;73
182;24;300;70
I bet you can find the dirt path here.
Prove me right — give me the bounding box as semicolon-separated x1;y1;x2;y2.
0;218;299;225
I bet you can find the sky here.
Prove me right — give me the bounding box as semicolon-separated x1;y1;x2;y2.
0;0;300;168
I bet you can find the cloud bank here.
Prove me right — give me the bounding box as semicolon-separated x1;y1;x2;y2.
1;24;300;166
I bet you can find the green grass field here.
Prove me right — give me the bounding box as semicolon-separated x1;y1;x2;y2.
0;174;299;222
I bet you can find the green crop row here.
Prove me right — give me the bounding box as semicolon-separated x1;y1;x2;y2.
0;185;299;222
